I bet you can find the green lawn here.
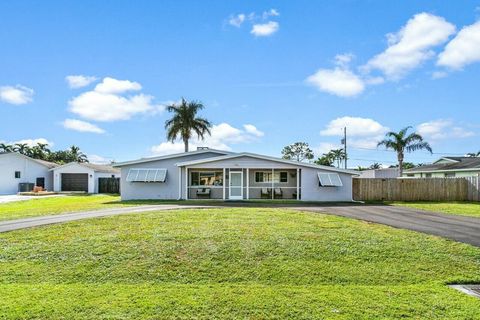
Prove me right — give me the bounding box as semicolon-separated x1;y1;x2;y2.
390;201;480;218
1;208;480;319
0;194;123;221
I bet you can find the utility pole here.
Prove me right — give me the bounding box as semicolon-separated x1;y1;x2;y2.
343;127;347;169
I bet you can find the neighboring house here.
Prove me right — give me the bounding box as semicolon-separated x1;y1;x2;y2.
51;162;120;193
357;168;400;179
113;147;358;201
0;152;57;194
403;157;480;178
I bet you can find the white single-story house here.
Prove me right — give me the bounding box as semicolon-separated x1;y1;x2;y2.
51;162;120;193
403;157;480;178
113;148;358;201
0;152;58;194
358;168;400;179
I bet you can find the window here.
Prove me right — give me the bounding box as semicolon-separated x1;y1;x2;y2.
126;168;167;182
254;171;288;183
317;172;343;187
191;171;223;186
14;171;21;179
425;173;432;178
445;172;456;178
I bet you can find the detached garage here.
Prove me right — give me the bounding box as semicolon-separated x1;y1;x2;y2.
52;162;120;193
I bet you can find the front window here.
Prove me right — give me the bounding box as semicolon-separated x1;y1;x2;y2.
255;171;288;183
191;171;223;186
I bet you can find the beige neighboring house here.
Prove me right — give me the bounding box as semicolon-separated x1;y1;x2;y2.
403;157;480;178
51;162;120;193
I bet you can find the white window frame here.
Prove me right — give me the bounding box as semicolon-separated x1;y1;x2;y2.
254;171;288;183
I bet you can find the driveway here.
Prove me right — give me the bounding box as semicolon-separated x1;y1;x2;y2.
0;205;210;233
295;204;480;247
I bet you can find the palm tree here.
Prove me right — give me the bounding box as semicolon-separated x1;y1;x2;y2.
0;143;13;153
377;126;432;176
164;98;212;152
13;143;30;155
330;148;346;168
69;145;88;163
466;151;480;157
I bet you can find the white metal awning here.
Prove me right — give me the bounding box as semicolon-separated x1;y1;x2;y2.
126;168;167;182
317;172;343;187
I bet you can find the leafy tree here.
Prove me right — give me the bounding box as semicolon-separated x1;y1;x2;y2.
389;162;417;170
165;98;212;152
369;163;382;169
377;126;432;176
314;153;334;166
281;142;314;162
466;151;480;157
13;143;29;155
0;143;13;152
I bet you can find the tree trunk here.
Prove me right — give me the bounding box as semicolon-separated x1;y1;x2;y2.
398;152;404;177
184;138;189;152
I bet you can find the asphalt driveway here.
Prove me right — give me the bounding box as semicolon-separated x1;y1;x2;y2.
296;204;480;247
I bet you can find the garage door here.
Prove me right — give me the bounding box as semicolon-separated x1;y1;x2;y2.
61;173;88;192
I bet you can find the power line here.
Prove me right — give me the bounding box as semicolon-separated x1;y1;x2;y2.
349;146;471;156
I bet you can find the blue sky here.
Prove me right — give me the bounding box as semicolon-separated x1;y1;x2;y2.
1;1;479;167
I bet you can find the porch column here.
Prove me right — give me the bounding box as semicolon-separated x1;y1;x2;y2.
223;168;226;200
185;167;188;200
178;168;182;200
296;168;300;200
246;168;249;200
271;168;274;200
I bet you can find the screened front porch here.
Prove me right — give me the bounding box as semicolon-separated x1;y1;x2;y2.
185;168;301;200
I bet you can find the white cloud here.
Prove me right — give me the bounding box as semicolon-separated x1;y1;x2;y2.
88;154;111;164
320;116;389;149
417;119;475;140
68;77;163;122
0;85;34;105
243;124;264;137
62;119;105;134
11;138;53;147
151;123;264;155
334;53;355;68
251;21;279;37
364;13;455;79
262;9;279;19
65;75;97;88
94;77;142;94
229;14;246;27
437;21;480;69
306;68;365;97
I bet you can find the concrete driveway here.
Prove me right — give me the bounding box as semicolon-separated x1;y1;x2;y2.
295;204;480;247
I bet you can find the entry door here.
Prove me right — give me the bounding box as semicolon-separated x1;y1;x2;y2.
36;177;45;188
229;171;243;200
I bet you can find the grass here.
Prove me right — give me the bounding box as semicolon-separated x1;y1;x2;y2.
0;194;123;221
389;201;480;218
1;208;480;319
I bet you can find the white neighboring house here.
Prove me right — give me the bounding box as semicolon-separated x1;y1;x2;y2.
358;168;400;179
0;152;58;194
51;162;120;193
113;148;358;201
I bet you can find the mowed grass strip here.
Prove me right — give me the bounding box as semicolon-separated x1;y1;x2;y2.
390;201;480;218
1;208;480;319
0;194;122;221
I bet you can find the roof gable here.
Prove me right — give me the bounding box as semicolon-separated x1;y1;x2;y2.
51;162;119;173
0;152;58;169
112;149;232;167
176;152;358;175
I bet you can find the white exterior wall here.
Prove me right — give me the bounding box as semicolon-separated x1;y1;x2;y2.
118;151;225;200
53;164;95;193
0;153;53;194
300;166;354;202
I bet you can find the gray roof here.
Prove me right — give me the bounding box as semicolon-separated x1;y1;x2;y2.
50;162;120;173
0;152;58;169
406;157;480;173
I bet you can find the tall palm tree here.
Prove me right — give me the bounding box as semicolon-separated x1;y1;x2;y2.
0;143;13;153
165;98;212;152
377;126;432;176
69;145;88;163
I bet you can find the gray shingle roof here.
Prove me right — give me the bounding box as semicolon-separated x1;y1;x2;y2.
406;157;480;172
